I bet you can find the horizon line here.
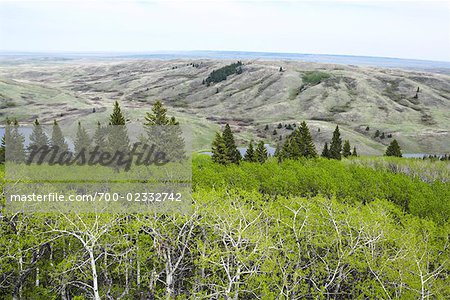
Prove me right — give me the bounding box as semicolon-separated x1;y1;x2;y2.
1;49;449;64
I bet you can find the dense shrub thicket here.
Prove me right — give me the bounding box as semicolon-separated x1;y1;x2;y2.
1;160;449;299
194;156;450;224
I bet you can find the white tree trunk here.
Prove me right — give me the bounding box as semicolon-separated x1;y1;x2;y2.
88;248;101;300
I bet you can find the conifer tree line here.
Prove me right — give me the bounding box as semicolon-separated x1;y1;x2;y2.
0;100;185;164
211;122;362;165
321;125;357;160
203;61;243;85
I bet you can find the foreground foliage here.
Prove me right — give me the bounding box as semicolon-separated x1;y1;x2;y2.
1;158;449;299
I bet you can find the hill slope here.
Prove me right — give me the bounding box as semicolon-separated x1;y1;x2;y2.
0;59;449;154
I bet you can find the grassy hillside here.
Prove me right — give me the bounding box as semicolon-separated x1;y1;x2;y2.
0;59;449;154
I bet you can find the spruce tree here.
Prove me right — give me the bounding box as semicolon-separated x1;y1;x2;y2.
244;141;255;162
29;119;49;151
222;124;241;164
10;119;26;163
144;101;185;161
329;125;342;160
298;121;317;158
93;121;107;149
0;135;4;164
145;100;169;125
74;122;92;158
374;130;380;138
211;132;228;164
51;120;68;154
108;101;129;156
255;141;268;163
321;142;330;158
0;118;9;163
385;139;402;157
352;146;358;157
110;101;126;125
342;140;351;158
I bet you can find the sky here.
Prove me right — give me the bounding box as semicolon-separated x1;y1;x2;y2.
0;0;449;62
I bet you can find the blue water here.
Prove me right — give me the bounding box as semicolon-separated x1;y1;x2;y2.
1;50;449;73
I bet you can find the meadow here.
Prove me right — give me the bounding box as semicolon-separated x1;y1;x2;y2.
0;156;449;299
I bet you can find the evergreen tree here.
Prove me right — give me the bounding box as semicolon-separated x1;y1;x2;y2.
273;129;277;135
0;118;9;163
352;146;358;157
110;101;126;125
374;130;380;138
10;119;26;163
145;100;169;125
385;139;402;157
264;124;269;130
0;135;4;164
222;124;241;164
144;101;185;160
298;121;317;158
330;126;342;160
74;122;91;158
51;120;69;154
28;119;49;151
243;141;255;162
329;125;342;160
342;140;351;158
211;132;228;164
108;101;129;156
321;142;330;158
255;141;268;163
93;121;107;149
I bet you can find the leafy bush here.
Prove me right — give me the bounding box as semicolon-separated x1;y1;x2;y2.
302;71;331;85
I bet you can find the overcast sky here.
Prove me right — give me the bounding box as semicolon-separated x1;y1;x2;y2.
0;0;449;61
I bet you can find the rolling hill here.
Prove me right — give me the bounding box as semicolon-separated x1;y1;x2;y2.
0;58;449;154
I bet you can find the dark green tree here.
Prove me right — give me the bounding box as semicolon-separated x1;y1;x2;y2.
10;119;26;163
222;124;241;164
374;130;380;138
321;142;330;158
0;118;9;163
29;119;49;151
145;100;169;125
385;139;402;157
51;120;69;154
74;122;91;158
211;132;228;164
144;101;185;160
243;141;255;162
255;141;268;163
298;121;317;158
273;129;277;135
342;140;351;158
329;125;342;160
110;101;126;125
352;146;358;157
93;121;107;149
108;101;129;156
